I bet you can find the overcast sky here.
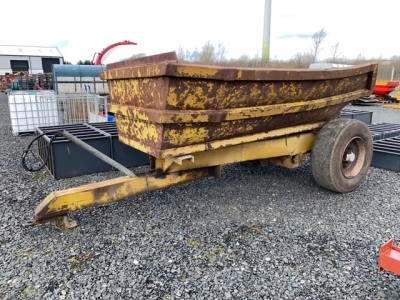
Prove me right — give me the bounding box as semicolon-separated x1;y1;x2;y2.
2;0;400;64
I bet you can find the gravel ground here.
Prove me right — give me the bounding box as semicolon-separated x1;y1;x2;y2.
1;93;400;300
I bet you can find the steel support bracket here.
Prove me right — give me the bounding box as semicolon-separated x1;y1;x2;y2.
163;155;194;171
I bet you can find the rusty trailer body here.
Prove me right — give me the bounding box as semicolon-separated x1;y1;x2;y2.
102;52;376;158
30;52;378;229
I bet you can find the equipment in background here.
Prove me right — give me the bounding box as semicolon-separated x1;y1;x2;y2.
91;40;137;65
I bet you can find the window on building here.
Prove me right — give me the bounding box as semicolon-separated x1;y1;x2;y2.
10;60;29;73
41;58;61;73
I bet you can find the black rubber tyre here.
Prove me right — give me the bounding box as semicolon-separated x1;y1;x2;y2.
311;118;373;193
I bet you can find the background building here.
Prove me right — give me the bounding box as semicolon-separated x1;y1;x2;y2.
0;45;64;75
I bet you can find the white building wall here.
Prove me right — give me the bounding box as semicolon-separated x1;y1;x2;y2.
0;55;20;74
0;55;63;75
30;57;43;71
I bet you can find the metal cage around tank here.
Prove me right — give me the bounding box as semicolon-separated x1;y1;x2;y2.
8;91;109;135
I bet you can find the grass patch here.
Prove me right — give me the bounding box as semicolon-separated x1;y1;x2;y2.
207;246;227;263
22;284;37;298
243;223;266;236
186;238;202;247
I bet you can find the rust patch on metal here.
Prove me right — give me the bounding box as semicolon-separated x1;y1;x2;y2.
91;181;129;203
103;51;178;72
103;52;378;159
116;104;344;151
35;203;70;221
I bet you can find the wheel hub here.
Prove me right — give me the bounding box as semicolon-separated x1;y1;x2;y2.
342;137;366;178
345;152;356;163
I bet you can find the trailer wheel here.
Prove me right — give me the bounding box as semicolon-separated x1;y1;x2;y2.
311;118;373;193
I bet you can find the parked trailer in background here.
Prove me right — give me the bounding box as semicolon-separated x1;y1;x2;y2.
52;65;109;95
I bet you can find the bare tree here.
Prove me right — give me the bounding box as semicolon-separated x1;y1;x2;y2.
215;43;228;63
177;45;186;61
310;28;327;63
198;41;215;64
235;54;251;67
331;42;340;62
292;52;314;68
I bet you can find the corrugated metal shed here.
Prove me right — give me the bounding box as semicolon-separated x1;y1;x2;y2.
0;45;63;57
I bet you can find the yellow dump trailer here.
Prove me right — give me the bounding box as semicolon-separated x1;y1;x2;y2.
29;52;378;229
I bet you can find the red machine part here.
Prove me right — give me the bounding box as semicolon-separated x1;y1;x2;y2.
378;239;400;275
0;74;16;91
92;40;137;65
373;81;399;97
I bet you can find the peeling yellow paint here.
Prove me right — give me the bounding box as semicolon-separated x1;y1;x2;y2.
167;127;210;146
35;169;213;221
118;122;324;159
109;90;366;124
175;65;219;77
106;62;376;160
160;132;316;172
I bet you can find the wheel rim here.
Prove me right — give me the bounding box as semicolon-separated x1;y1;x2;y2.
341;137;366;178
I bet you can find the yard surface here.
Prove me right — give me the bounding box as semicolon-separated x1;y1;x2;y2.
1;92;400;299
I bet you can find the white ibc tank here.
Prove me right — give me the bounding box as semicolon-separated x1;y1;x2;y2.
8;90;58;135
